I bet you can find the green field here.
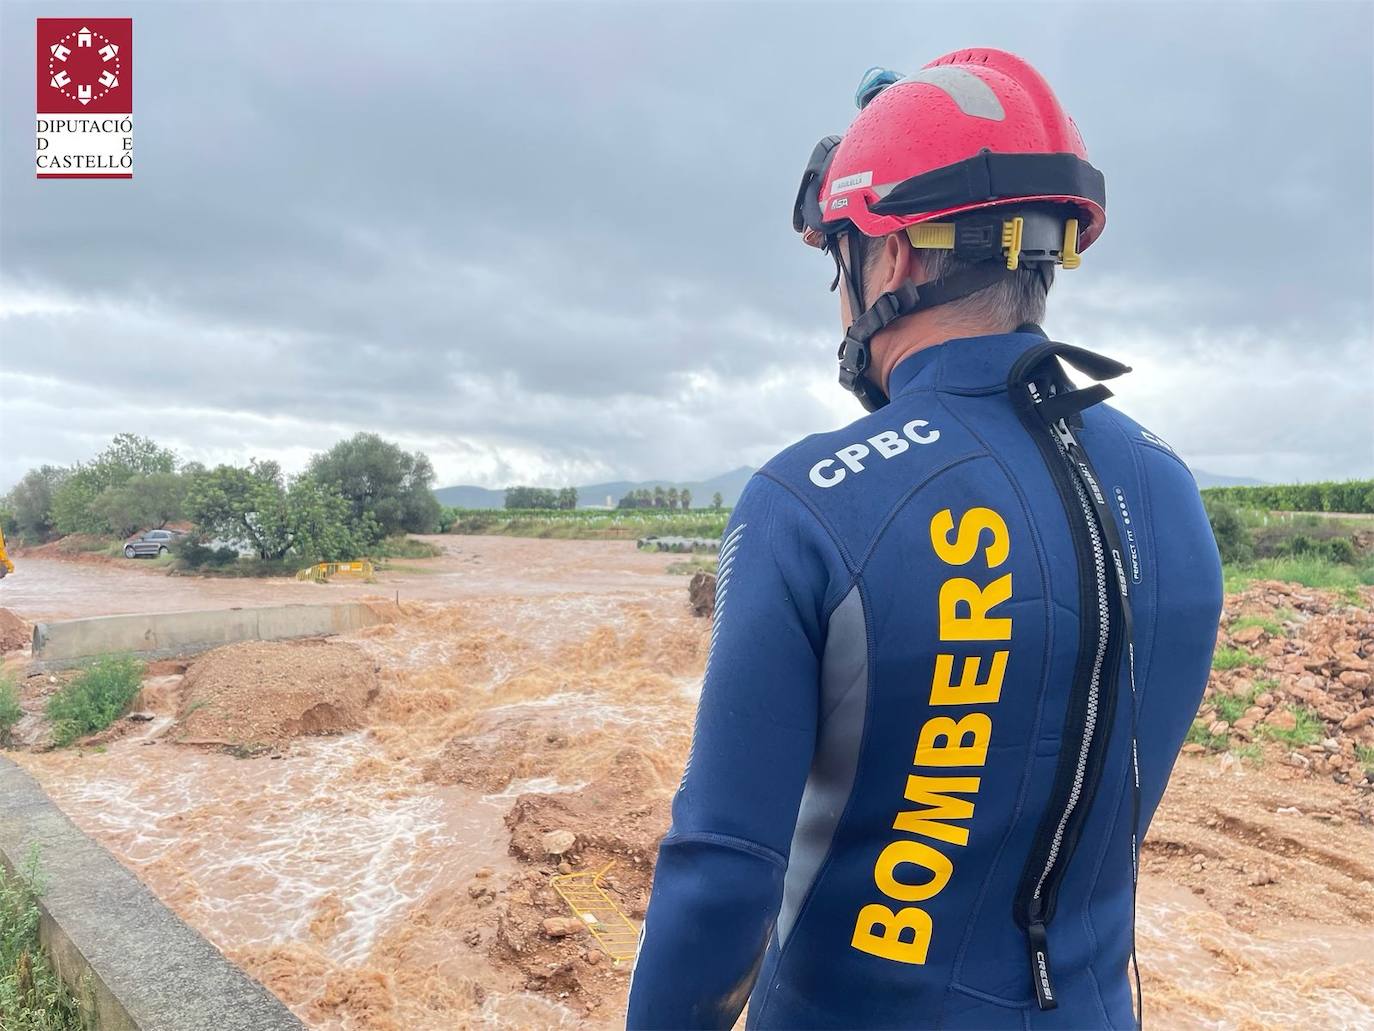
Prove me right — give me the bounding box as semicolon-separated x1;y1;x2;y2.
443;507;731;540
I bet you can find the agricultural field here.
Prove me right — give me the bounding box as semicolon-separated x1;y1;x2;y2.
1201;479;1374;514
442;507;731;540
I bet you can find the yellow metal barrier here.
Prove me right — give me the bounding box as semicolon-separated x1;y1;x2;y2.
550;861;640;965
296;560;375;583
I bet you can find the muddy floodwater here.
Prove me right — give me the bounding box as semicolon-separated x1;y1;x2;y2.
4;538;1373;1029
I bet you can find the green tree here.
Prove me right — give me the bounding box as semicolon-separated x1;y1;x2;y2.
680;489;692;510
506;486;570;509
667;487;679;510
186;462;366;562
653;486;666;509
185;460;294;559
51;434;178;535
3;465;69;542
307;433;441;539
287;476;373;563
89;472;187;537
99;433;177;477
712;491;723;509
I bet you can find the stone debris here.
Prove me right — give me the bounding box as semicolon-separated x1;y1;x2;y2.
541;916;587;939
542;829;578;856
1200;580;1374;787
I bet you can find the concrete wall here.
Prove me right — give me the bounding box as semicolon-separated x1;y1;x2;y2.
32;603;385;667
0;759;304;1030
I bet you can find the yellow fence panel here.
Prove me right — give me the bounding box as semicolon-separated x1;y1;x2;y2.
295;560;375;583
550;862;641;965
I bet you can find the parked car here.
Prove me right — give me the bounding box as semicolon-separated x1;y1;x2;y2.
123;528;183;558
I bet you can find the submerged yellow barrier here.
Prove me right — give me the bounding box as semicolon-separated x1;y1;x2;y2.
550;861;641;964
296;560;375;583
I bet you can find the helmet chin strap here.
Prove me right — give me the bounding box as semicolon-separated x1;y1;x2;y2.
832;235;1026;412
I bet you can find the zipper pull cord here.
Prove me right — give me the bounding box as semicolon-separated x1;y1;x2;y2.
1027;919;1057;1010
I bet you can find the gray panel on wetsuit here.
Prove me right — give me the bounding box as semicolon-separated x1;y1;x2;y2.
777;584;869;945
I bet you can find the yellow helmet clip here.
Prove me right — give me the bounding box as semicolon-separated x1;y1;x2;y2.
1001;217;1024;271
1060;218;1081;270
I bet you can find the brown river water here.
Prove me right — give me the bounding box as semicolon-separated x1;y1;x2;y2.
3;537;1372;1028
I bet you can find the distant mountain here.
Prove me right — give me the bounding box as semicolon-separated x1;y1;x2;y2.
1192;469;1267;489
432;484;507;509
434;466;756;510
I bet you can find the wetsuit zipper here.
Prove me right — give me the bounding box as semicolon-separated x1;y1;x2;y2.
1028;423;1113;910
1006;338;1132;1015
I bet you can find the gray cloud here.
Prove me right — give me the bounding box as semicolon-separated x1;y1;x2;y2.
2;1;1371;491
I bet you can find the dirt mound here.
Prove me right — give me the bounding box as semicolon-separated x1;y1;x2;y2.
0;608;32;652
15;534;128;568
174;639;380;749
504;747;668;871
1195;581;1374;785
490;748;668;1012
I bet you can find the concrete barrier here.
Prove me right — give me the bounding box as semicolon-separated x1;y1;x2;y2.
31;603;385;667
0;759;304;1030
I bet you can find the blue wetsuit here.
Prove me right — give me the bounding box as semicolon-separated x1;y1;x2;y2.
628;330;1222;1029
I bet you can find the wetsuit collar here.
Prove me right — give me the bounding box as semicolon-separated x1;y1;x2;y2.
887;329;1052;399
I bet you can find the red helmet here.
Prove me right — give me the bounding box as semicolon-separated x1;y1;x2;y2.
796;48;1106;255
793;49;1107;410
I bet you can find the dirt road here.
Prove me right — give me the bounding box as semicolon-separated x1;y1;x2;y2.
4;541;1373;1029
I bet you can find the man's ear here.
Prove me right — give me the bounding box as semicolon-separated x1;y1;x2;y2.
880;231;916;294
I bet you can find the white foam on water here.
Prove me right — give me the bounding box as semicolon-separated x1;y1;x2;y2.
482;776;588;803
31;734;510;966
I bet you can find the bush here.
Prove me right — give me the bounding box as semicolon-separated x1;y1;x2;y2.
172;537;239;569
0;850;86;1029
0;677;22;747
45;655;145;747
1204;500;1253;564
1286;532;1316;556
370;536;443;560
1324;536;1357;564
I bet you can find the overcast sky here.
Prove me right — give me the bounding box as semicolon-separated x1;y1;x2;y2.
2;1;1372;491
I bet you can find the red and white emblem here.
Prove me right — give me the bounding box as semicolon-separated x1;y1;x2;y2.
36;18;134;179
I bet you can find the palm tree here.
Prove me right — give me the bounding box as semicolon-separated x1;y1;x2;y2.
680;489;692;510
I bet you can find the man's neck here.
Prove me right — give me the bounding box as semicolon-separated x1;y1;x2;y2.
874;314;1018;395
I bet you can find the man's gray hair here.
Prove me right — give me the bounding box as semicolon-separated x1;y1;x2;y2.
862;206;1058;330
